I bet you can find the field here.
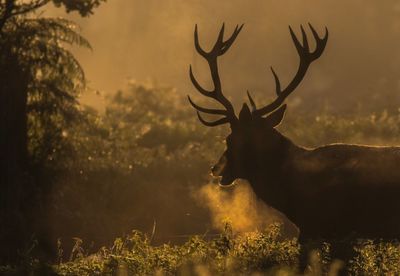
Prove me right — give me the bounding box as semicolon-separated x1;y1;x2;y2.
3;2;400;273
2;82;400;275
2;224;400;275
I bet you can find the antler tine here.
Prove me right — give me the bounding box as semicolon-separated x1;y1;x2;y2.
196;111;231;127
270;67;281;96
189;65;212;96
220;24;244;55
187;96;228;115
194;24;208;58
253;24;328;117
300;25;309;53
214;22;226;51
289;26;304;58
308;23;329;60
193;23;244;58
247;90;257;111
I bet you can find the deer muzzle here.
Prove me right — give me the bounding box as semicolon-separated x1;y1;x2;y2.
211;154;226;176
211;154;235;185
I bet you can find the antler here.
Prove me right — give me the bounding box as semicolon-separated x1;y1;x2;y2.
188;23;243;126
252;23;328;117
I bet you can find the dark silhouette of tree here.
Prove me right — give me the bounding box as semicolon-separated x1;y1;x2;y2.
0;0;104;263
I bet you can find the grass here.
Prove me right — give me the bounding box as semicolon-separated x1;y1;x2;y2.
11;83;400;275
2;223;400;275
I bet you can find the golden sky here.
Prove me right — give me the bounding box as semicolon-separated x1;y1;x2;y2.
46;0;400;112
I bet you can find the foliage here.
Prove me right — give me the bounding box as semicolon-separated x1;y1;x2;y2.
0;0;103;263
0;1;96;165
0;0;105;168
33;78;400;263
284;109;400;148
3;226;400;275
44;81;227;250
0;0;106;26
17;17;91;165
3;1;400;274
4;63;400;273
0;13;90;174
230;224;299;273
15;79;399;274
0;224;301;275
52;0;107;16
349;240;400;275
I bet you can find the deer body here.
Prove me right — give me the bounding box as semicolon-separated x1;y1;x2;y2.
188;23;400;239
244;136;400;239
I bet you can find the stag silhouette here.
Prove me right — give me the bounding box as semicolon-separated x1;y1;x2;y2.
188;23;400;240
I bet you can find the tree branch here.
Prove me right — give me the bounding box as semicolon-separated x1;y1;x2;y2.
10;0;50;17
0;0;15;33
0;0;51;34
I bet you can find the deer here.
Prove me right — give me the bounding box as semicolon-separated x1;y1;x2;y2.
188;23;400;241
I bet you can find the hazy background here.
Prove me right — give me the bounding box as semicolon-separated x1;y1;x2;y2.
27;0;400;250
45;0;400;114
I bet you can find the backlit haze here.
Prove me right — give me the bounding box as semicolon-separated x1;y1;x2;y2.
46;0;400;114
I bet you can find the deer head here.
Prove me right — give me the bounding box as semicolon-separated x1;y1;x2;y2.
188;23;328;187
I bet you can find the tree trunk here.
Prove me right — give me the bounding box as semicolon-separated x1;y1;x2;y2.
0;50;30;262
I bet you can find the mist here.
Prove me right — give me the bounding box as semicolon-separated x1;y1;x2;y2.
42;0;400;242
45;0;400;114
197;180;299;239
6;0;400;272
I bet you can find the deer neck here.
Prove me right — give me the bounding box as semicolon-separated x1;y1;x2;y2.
249;132;306;218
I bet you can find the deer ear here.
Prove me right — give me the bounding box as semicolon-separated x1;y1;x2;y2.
264;104;287;127
239;103;252;124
